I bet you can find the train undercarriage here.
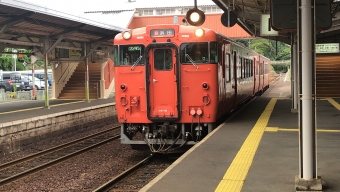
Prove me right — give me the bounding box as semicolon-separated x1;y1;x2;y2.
121;122;215;153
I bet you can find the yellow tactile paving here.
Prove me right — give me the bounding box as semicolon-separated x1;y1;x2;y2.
326;98;340;110
265;127;340;133
264;127;279;132
0;101;85;115
215;98;277;192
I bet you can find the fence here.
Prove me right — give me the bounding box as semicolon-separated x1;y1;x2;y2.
0;89;52;101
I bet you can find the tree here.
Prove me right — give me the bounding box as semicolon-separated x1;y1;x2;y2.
0;48;48;71
250;38;291;61
236;38;291;61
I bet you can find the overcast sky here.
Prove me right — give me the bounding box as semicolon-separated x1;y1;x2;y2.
21;0;216;15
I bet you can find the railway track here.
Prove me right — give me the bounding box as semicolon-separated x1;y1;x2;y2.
93;153;178;192
0;126;120;186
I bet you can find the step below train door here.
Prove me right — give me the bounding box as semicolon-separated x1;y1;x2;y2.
146;45;180;121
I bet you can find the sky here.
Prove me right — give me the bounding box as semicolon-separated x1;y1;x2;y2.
18;0;217;29
21;0;217;14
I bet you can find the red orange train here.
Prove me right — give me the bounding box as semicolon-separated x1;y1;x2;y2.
113;24;270;153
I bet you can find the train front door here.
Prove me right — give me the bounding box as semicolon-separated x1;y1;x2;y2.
147;47;179;120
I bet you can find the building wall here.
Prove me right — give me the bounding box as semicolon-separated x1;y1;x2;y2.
128;14;251;38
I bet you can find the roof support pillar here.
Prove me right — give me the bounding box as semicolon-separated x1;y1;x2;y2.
84;43;90;102
295;0;321;190
291;33;298;113
43;38;51;109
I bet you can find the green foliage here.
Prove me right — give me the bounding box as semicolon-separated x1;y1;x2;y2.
0;48;48;71
236;38;291;61
0;55;13;71
272;64;288;73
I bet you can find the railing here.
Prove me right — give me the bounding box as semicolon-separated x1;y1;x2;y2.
104;59;114;89
57;63;77;83
271;60;290;65
0;90;52;101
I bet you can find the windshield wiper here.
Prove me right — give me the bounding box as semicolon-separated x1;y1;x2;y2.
185;54;198;69
131;56;143;70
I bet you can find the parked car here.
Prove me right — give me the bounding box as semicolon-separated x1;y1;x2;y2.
22;71;52;87
20;76;33;91
25;75;47;90
0;72;25;91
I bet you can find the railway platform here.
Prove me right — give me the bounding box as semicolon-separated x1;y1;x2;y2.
0;95;115;123
0;95;116;155
140;79;340;192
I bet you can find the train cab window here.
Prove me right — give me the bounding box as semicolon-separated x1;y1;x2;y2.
154;49;172;70
114;45;145;66
180;42;209;64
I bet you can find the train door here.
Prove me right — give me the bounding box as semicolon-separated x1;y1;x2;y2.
253;57;257;95
256;57;261;94
146;46;179;121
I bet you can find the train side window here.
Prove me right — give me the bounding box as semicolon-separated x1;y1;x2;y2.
225;53;230;82
250;60;252;77
210;42;218;64
114;45;119;66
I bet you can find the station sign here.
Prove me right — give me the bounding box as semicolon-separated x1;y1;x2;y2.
150;29;175;38
260;14;278;36
69;49;81;58
315;43;339;54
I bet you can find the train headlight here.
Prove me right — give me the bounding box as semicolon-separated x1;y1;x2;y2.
186;8;205;26
195;28;204;37
122;31;131;40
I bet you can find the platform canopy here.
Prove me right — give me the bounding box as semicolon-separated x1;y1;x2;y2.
0;0;127;51
212;0;340;44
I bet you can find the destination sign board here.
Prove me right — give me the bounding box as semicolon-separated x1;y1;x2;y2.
150;29;175;38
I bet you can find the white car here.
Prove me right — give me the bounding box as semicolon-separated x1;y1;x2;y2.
26;76;48;90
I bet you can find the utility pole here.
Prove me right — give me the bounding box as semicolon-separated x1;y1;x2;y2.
12;49;17;71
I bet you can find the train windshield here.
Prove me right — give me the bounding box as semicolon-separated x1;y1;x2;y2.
180;42;218;64
114;45;145;66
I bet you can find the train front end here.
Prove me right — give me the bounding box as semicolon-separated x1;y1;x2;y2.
114;25;219;152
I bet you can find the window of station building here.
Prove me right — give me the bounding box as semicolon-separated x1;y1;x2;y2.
57;48;69;58
180;42;209;64
154;49;172;71
202;6;223;13
114;45;145;66
141;9;153;16
156;8;176;15
182;7;190;14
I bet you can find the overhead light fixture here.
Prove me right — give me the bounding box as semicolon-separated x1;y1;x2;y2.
186;8;205;26
186;0;205;26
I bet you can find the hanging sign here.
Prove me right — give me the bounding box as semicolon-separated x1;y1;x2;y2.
315;43;339;53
